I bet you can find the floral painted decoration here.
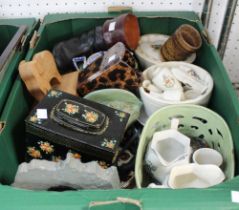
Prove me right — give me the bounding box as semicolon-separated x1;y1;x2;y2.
163;75;175;88
101;138;117;150
62;102;79;115
38;141;54;154
29;114;43;124
27;147;42;159
82;110;99;123
47;90;62;98
115;111;126;122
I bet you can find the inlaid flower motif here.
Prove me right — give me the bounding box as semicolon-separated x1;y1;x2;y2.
101;138;117;150
27;147;42;159
62;102;79;115
48;90;62;98
115;111;126;122
29;114;42;124
38;141;54;154
82;110;98;123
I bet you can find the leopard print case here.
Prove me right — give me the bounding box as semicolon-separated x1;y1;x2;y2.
77;42;141;96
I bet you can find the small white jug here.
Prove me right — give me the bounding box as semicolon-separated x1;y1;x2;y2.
145;118;191;184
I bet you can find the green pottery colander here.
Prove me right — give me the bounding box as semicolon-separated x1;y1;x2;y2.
135;104;234;188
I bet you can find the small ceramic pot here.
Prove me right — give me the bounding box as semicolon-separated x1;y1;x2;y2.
160;24;202;61
168;163;225;189
193;148;223;167
144;119;191;183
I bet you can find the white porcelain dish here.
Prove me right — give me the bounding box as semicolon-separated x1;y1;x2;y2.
168;163;225;189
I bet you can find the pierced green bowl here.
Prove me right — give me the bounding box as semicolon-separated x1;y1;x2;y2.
135;104;235;188
84;89;143;128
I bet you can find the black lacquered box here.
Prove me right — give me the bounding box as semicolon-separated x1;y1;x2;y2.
25;89;129;162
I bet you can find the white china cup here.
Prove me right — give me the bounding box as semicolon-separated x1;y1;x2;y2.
193;148;223;167
144;119;191;183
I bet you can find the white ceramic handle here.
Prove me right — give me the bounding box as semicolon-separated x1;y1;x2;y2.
170;118;179;130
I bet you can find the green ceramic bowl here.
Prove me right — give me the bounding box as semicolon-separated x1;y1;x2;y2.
84;89;143;128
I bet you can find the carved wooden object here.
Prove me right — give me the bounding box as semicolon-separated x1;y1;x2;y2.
19;50;62;101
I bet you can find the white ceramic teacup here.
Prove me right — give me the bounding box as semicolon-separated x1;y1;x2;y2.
193;148;223;167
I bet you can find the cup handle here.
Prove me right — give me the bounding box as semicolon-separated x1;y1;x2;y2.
170;118;179;130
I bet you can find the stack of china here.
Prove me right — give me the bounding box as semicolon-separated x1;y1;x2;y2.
140;62;213;116
145;119;225;189
135;24;202;69
135;34;196;69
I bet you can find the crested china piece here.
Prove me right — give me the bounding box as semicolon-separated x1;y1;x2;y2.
151;68;183;92
168;163;225;189
193;148;223;167
144;119;191;183
139;62;214;116
171;66;207;94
